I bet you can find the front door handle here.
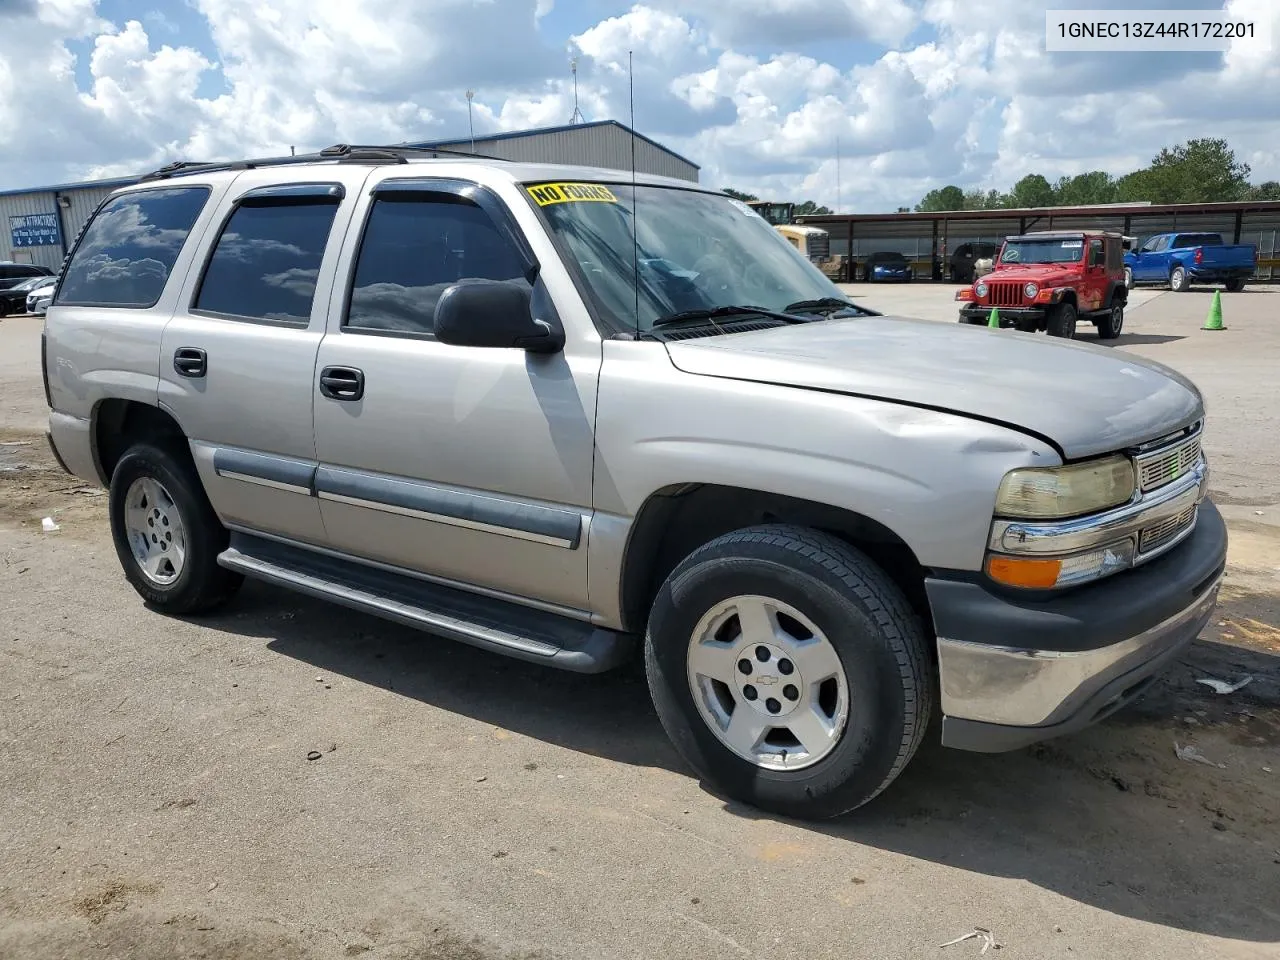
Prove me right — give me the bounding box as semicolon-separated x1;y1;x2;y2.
319;365;364;401
174;347;207;378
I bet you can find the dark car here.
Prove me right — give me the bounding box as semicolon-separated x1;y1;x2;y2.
0;270;55;316
863;251;913;282
948;242;998;283
0;261;53;290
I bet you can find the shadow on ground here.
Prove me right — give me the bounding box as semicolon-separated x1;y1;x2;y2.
1093;333;1187;347
206;581;1280;945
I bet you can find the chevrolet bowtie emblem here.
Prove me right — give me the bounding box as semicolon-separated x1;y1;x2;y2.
756;675;779;686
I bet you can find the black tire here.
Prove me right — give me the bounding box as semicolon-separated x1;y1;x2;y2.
108;442;242;615
1046;301;1078;338
1096;300;1124;340
644;524;934;820
1169;265;1189;292
1225;278;1245;292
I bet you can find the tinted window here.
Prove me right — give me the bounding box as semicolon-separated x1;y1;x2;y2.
56;187;209;307
195;202;339;324
1088;239;1104;266
346;196;528;336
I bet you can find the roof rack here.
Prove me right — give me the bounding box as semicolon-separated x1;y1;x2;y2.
138;141;509;182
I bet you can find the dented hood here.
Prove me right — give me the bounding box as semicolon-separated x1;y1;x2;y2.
664;315;1204;459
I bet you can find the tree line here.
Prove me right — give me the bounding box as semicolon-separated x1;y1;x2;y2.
720;188;832;216
915;138;1280;212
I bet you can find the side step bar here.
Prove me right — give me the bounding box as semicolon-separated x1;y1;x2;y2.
217;533;635;674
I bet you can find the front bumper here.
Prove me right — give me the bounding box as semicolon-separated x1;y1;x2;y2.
958;304;1044;325
929;498;1227;752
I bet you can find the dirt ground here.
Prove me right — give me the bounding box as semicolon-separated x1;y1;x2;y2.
1;286;1279;960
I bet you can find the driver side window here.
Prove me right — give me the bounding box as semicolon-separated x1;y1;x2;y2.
345;195;528;338
1088;239;1104;267
1141;235;1167;253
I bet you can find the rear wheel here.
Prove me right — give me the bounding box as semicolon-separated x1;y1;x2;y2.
1096;301;1124;340
644;524;933;820
1170;266;1189;292
109;442;242;614
1046;301;1078;339
1225;278;1245;292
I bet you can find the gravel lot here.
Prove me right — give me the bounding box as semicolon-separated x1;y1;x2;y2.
2;285;1278;960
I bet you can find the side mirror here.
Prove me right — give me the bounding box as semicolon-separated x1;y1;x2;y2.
433;278;565;354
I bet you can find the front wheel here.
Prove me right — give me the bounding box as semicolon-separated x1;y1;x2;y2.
1170;266;1190;292
644;525;934;820
1123;267;1133;289
1047;301;1078;339
109;443;243;615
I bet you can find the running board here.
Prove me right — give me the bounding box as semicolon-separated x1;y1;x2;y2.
217;533;634;674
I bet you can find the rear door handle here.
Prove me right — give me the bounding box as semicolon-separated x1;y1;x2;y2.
174;347;206;379
319;365;364;401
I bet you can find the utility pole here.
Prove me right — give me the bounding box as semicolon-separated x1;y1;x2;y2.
835;136;841;213
465;90;476;152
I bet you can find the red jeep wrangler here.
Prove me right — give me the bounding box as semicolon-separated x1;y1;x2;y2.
956;231;1128;339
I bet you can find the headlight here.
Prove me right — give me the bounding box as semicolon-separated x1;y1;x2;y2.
1024;282;1038;298
975;281;989;297
994;455;1136;520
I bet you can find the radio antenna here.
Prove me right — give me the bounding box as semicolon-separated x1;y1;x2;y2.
629;50;640;334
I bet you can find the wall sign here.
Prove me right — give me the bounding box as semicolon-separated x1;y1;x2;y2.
10;212;63;248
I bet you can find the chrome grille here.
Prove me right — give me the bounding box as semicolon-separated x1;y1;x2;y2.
1138;505;1196;554
986;282;1024;307
1137;435;1202;492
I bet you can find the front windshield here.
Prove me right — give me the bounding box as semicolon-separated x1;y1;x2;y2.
528;182;852;332
999;238;1085;265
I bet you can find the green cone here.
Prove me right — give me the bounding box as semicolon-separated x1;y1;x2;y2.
1202;290;1226;331
988;306;1001;329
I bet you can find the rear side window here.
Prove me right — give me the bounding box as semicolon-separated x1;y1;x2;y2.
345;195;528;337
194;197;341;324
56;187;210;307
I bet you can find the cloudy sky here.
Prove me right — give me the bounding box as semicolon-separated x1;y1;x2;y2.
2;0;1276;211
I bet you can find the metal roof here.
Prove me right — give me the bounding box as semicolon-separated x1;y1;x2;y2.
405;120;701;171
0;174;142;198
796;198;1280;224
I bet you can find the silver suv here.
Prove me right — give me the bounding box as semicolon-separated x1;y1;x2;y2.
41;145;1226;819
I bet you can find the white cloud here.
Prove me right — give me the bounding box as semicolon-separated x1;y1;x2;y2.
0;0;1278;214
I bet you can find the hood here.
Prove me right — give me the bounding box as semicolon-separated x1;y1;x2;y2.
664;315;1204;460
985;264;1077;285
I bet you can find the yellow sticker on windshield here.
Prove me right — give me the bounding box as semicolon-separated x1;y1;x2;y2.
526;182;618;206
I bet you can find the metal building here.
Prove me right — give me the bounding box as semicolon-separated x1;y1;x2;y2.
0;120;699;272
796;199;1280;284
409;120;700;184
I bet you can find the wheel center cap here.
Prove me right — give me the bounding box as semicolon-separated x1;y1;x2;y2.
733;641;803;717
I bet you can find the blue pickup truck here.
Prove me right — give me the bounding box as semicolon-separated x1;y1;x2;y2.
1123;232;1257;292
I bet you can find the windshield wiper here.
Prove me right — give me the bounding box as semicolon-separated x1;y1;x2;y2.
784;297;880;317
649;304;809;329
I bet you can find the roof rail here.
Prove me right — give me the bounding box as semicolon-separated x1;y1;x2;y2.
137;141;510;182
320;142;511;162
137;151;329;182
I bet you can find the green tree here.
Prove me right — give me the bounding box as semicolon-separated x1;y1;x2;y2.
721;187;758;201
1247;180;1280;201
1053;171;1117;206
1141;138;1252;203
1113;169;1154;203
1009;173;1055;208
963;188;1009;210
793;200;832;216
915;185;965;211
